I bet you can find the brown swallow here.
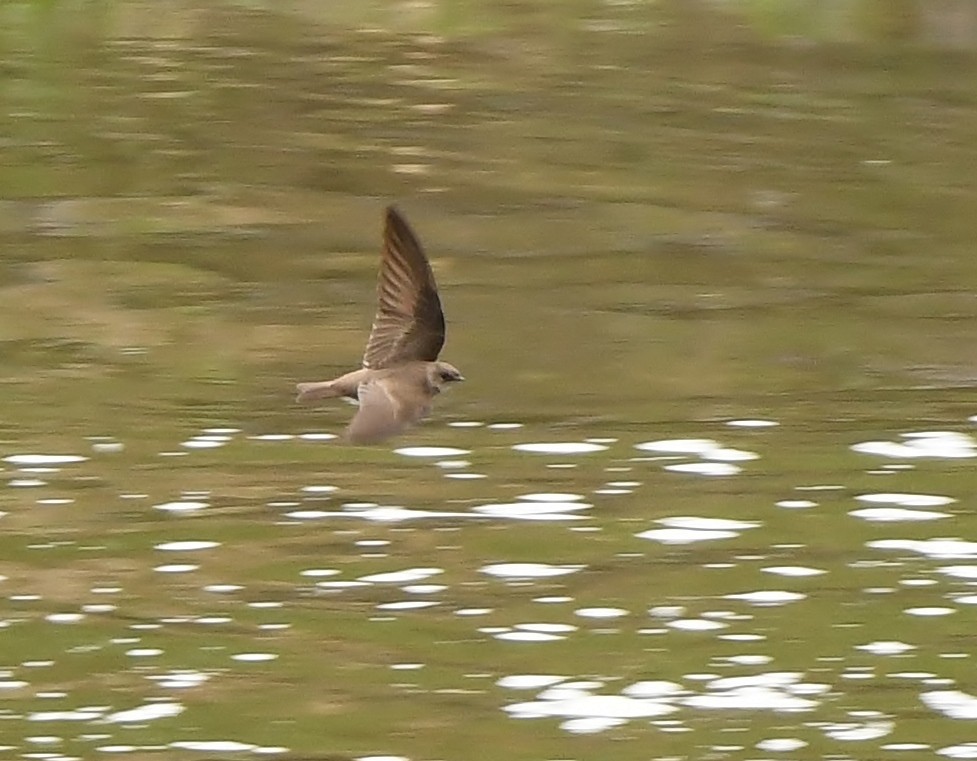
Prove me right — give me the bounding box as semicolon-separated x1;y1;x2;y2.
295;206;464;444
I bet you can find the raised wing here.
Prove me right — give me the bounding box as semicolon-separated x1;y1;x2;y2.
362;206;445;369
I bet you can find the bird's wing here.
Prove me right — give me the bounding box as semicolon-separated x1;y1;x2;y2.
344;375;432;444
362;206;446;369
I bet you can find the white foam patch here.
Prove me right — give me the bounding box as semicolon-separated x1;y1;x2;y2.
513;442;608;454
683;673;819;712
301;485;338;494
181;438;227;450
154;501;208;513
665;462;742;476
727;419;779;428
231;653;277;662
856;641;915;655
850;508;948;522
761;566;826;577
29;708;105;721
923;690;977;719
155;541;220;551
905;607;954;617
636;528;737;545
852;431;977;459
358;568;442;584
494;631;566;642
394;446;470;457
284;506;472;522
857;493;956;507
622;681;685;698
937;742;977;758
869;539;977;559
3;454;88;466
45;613;84;624
724;591;806;606
481;563;585;579
635;439;720;453
938;566;977;580
102;702;184;724
154;564;198;573
472;501;590;520
299;432;337;441
821;720;893;741
300;569;341;578
575;607;628;619
660;517;759;531
757;739;807;752
776;500;818;509
92;442;125;453
636;516;757;546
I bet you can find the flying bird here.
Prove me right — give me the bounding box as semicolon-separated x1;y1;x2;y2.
295;206;464;444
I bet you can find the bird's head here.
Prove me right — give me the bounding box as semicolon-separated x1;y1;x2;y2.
432;361;465;387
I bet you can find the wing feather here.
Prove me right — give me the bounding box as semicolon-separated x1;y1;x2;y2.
362;207;446;369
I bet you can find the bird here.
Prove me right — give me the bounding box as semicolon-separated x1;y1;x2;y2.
295;205;464;444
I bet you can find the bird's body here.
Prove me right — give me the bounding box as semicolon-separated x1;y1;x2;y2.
296;206;463;444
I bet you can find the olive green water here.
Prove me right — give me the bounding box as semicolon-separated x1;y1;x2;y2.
3;2;977;760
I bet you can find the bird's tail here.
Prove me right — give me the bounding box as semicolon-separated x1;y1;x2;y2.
295;381;342;403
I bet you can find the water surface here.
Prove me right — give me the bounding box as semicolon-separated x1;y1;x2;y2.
3;3;977;760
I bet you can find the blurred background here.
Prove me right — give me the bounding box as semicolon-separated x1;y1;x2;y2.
3;1;977;759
